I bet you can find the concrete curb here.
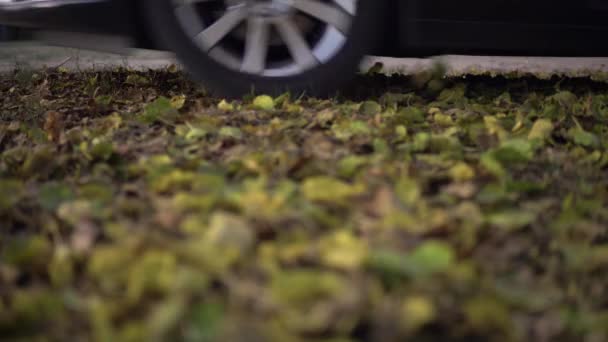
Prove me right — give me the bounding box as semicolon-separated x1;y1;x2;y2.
2;43;608;79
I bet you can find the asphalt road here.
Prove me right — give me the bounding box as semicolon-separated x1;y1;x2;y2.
2;41;608;78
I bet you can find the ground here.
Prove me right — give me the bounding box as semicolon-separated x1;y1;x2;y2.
1;52;608;342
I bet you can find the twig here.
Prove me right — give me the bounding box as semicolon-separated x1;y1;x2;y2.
52;56;72;70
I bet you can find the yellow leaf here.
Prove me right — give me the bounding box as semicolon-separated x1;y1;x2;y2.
170;95;186;110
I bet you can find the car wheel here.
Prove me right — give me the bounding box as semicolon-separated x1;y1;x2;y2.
0;26;18;41
142;0;382;97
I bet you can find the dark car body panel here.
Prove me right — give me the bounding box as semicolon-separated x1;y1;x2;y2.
1;0;607;57
0;0;134;34
397;0;608;56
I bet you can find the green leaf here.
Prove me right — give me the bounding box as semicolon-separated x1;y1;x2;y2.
0;179;24;211
125;74;151;86
271;270;344;305
89;139;114;161
184;124;208;141
487;210;536;231
332;120;371;140
170;95;187;110
465;296;512;333
337;155;368;178
39;182;74;211
407;241;456;276
147;296;186;340
218;126;243;140
3;236;52;268
94;95;113;108
547;90;577;110
367;241;455;279
366;249;411;280
568;127;600;148
204;212;256;255
139;97;179;124
359;101;382;115
11;290;64;325
449;162;475;182
492;139;534;164
412;132;431;152
217;99;235;112
185;303;224;342
399;107;426;124
401;296;436;331
395;177;421;206
127;250;178;303
527;119;553;142
319;230;368;270
48;245;74;287
301;176;364;204
480;153;507;179
252;95;275;111
433;112;454;126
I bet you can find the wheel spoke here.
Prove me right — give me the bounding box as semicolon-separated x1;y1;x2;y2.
289;0;352;34
333;0;357;15
193;6;248;50
274;17;318;70
241;18;270;74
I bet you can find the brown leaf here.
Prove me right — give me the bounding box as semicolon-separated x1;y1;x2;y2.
43;110;65;144
367;186;396;217
70;220;99;254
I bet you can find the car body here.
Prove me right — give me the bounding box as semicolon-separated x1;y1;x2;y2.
1;0;608;95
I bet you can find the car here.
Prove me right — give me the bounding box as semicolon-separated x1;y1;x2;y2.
1;0;608;96
0;25;7;40
0;25;13;40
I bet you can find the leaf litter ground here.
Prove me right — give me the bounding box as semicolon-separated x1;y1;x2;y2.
1;67;608;342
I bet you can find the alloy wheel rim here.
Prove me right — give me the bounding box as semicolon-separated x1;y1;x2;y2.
173;0;358;77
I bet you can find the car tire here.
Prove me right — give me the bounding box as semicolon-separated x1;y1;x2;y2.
141;0;383;97
0;26;18;41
